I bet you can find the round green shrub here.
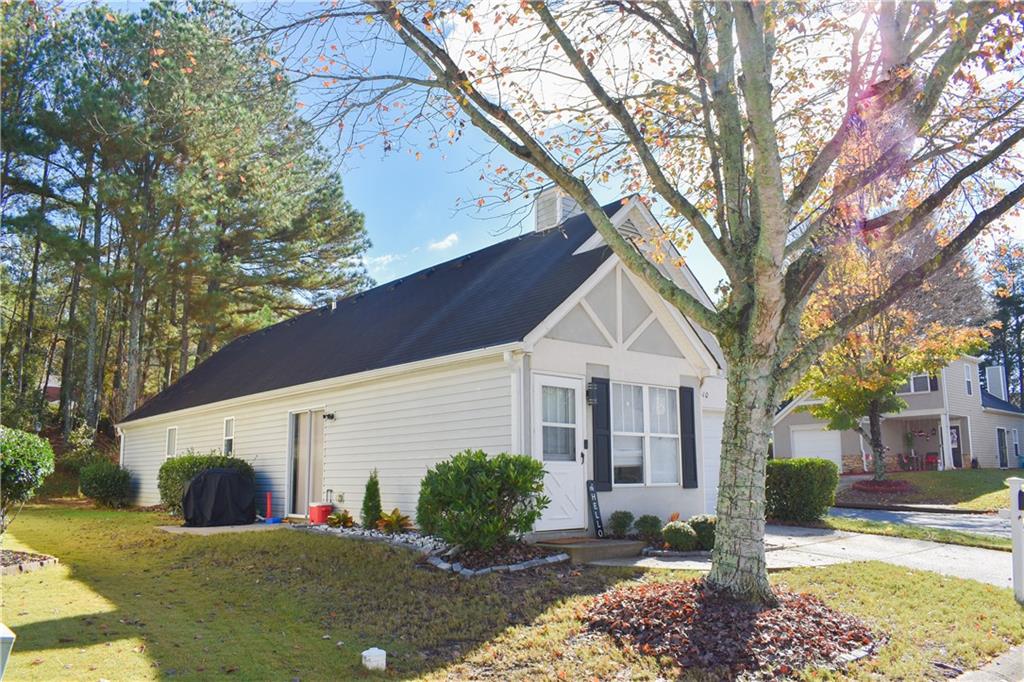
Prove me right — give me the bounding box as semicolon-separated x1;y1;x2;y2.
1;427;55;532
416;449;549;551
765;458;839;522
662;520;699;551
158;450;254;514
634;514;662;543
80;460;132;508
607;510;635;539
688;514;716;551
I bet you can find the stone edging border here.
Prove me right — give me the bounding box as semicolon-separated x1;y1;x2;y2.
426;553;570;577
289;524;449;556
2;556;59;576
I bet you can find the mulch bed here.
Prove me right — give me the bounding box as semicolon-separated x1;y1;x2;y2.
456;542;556;570
1;549;59;575
851;479;915;494
584;579;876;678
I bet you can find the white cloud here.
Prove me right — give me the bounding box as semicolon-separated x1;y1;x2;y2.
428;233;459;251
363;253;403;268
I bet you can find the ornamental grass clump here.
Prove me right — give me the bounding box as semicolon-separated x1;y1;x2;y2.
417;449;549;551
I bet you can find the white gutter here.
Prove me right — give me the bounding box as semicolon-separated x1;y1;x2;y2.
116;342;522;429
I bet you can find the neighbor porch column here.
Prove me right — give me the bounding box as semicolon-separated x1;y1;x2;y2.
939;413;954;471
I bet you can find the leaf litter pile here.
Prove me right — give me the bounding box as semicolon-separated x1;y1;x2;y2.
584;579;876;678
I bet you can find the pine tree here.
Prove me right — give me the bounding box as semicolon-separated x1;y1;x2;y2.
361;470;382;529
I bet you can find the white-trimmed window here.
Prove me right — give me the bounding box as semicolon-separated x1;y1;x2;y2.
165;427;177;459
964;364;974;396
223;417;235;456
611;383;680;486
897;373;932;394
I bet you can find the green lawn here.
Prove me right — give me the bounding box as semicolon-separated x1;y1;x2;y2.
836;468;1023;512
4;504;1023;680
821;516;1013;552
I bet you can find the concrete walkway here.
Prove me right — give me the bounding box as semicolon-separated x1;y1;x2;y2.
829;506;1012;538
591;525;1015;589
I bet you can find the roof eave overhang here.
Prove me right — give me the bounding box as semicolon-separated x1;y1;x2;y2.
116;341;523;429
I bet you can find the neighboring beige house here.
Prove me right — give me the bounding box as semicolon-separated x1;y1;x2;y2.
117;191;727;531
773;357;1024;474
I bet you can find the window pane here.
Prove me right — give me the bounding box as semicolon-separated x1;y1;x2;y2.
612;383;644;432
224;439;234;456
650;436;679;484
613;435;644;484
543;425;575;461
912;375;930;392
542;386;574;425
649;387;678;434
166;429;176;457
224;418;234;438
896;380;911;394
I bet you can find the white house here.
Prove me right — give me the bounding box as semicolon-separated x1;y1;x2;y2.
773;357;1024;473
117;190;727;533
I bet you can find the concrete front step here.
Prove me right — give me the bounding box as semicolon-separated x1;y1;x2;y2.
536;537;646;564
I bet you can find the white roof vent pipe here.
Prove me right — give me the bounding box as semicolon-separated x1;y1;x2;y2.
986;365;1008;401
534;186;582;232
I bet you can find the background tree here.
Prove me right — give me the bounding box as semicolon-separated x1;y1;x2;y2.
793;240;989;480
1;2;371;442
267;0;1024;602
982;241;1024;403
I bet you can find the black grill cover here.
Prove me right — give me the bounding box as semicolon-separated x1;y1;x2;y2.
182;468;256;527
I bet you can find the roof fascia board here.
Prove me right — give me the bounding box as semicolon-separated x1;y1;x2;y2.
773;391;813;425
117;342;521;428
982;406;1024;417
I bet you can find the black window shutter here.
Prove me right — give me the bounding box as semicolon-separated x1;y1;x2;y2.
680;386;698;488
929;375;939;391
591;378;612;491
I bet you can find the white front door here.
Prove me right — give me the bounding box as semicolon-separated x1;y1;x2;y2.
533;374;586;531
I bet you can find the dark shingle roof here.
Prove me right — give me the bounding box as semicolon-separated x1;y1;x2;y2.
122;201;624;422
981;390;1024;414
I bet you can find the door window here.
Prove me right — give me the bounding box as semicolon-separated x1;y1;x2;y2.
541;385;576;461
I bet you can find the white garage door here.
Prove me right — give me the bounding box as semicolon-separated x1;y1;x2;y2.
790;426;842;468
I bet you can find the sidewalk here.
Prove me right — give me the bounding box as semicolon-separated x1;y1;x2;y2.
591;524;1015;589
828;506;1011;538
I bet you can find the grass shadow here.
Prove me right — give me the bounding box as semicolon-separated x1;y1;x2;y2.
4;503;641;680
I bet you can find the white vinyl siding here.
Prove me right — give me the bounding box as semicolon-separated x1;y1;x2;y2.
119;357;513;511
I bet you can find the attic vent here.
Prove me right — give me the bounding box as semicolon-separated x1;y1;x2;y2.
534;185;582;231
619;218;642;239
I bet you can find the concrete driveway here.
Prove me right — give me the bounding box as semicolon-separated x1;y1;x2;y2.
829;506;1012;538
592;524;1016;589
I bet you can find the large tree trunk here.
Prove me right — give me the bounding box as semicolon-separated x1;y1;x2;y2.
178;269;192;377
707;355;779;605
84;184;104;429
867;401;886;480
124;255;146;417
16;158;49;396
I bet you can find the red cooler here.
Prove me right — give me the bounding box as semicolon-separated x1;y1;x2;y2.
309;503;333;524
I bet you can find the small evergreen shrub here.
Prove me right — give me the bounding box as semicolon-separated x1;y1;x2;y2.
376;507;412;534
416;449;549;551
608;510;635;539
157;450;254;514
361;469;383;529
1;427;55;532
80;460;132;508
634;514;663;544
662;520;698;551
688;514;716;551
765;458;839;522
